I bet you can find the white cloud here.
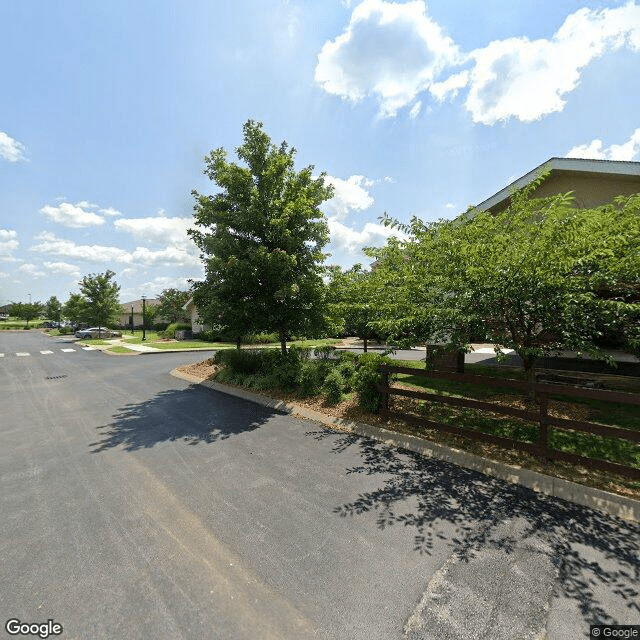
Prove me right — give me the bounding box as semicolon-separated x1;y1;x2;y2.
409;101;422;119
461;3;640;124
566;128;640;161
0;131;27;162
40;202;106;228
321;175;375;219
42;261;82;277
317;1;640;124
315;0;460;117
114;213;193;248
29;232;200;268
0;229;19;260
18;263;46;278
326;216;406;268
120;275;198;302
99;207;123;217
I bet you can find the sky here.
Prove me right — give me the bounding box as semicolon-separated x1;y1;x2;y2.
1;0;639;306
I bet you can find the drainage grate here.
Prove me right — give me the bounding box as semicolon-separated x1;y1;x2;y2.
45;374;68;380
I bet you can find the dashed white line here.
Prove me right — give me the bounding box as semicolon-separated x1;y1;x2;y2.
60;348;76;353
82;347;95;351
40;350;54;355
16;353;30;357
0;353;4;357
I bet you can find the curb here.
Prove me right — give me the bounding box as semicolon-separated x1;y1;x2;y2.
170;368;640;524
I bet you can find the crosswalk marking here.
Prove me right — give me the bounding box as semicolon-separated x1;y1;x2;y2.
60;348;76;353
16;353;30;357
41;350;54;355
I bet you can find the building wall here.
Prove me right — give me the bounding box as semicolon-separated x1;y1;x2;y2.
487;171;640;214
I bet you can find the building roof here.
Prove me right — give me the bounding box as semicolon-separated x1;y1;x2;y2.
120;298;160;314
475;157;640;213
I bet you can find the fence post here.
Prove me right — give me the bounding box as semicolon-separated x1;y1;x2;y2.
537;391;549;462
381;367;389;413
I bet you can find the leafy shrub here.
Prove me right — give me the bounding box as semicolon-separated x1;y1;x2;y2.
322;369;345;405
153;322;170;332
165;322;192;338
314;345;337;359
337;360;356;390
244;331;279;344
352;352;393;413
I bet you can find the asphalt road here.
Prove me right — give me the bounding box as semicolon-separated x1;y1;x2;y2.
1;331;638;639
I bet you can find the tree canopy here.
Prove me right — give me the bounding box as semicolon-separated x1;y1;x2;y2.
155;288;190;324
189;120;333;353
78;270;122;332
371;171;640;382
45;296;62;323
10;301;44;326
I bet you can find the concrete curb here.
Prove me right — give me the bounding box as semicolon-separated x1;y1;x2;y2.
170;368;640;524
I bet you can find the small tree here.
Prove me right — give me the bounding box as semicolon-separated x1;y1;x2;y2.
45;296;62;323
62;293;86;326
78;270;122;336
10;301;43;327
189;120;333;354
327;264;377;352
155;288;190;324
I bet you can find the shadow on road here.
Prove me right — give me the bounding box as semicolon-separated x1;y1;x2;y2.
307;429;640;626
91;385;278;452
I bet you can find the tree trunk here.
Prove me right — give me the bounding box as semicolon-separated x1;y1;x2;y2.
522;354;537;402
279;327;287;355
236;336;241;350
363;333;368;353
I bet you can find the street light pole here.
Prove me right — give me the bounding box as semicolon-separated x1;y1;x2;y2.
141;296;146;341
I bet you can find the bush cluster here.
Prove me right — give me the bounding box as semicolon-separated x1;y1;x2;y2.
212;347;390;412
158;322;192;338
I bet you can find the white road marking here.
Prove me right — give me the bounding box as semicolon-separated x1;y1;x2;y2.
16;352;30;357
82;346;95;351
40;350;54;354
60;348;76;353
0;353;4;357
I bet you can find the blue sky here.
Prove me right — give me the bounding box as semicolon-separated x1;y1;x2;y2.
1;0;639;306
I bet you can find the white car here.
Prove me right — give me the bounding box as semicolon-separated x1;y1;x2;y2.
75;327;114;339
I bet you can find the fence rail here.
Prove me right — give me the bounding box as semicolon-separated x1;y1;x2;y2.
377;364;640;480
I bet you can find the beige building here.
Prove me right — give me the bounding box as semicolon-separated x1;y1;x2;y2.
475;157;640;214
182;297;205;333
118;298;161;328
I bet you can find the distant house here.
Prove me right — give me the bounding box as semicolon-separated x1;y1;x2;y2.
182;297;205;333
118;298;161;328
475;157;640;214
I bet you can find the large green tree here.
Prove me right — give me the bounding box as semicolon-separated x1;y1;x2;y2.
10;301;44;327
62;293;86;326
155;288;190;324
373;172;640;385
78;270;122;335
45;295;62;323
327;264;377;351
189;120;333;353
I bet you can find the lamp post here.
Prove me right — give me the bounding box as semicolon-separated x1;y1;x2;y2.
141;296;146;341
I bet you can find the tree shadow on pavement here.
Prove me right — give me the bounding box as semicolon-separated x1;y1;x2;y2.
306;429;640;627
90;385;278;452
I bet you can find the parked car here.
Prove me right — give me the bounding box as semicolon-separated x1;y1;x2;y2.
75;327;114;339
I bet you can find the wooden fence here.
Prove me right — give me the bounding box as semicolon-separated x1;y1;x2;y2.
377;365;640;480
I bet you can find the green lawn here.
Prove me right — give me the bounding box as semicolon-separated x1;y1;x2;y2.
107;345;137;354
388;360;640;470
